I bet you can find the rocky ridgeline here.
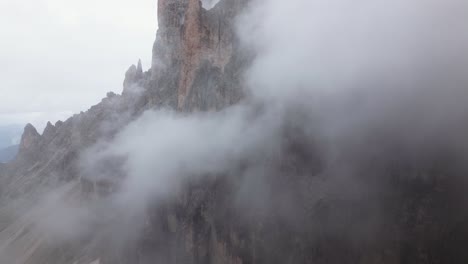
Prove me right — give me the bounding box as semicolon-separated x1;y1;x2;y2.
0;1;255;263
1;0;468;264
150;0;250;110
4;0;251;195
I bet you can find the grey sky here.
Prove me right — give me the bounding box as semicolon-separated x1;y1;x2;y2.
0;0;157;132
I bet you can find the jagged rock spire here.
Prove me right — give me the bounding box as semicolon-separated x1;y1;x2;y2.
22;123;39;139
19;123;41;153
55;120;64;129
42;121;57;141
123;59;144;95
137;59;143;76
157;0;191;29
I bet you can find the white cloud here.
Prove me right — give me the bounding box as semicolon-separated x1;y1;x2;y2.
0;0;157;129
201;0;220;9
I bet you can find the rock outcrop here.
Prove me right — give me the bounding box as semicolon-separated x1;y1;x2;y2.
18;124;41;155
149;0;250;110
123;59;144;95
1;0;468;264
42;122;57;141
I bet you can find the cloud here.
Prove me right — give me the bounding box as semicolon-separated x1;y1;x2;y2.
81;105;283;213
201;0;221;9
0;0;157;128
238;0;468;159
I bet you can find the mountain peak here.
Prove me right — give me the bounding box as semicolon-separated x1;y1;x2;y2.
151;0;249;110
137;59;143;75
23;123;39;138
19;123;41;154
123;59;145;95
42;121;57;141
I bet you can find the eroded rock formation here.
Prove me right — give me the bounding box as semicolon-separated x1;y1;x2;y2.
1;0;468;264
18;124;41;154
150;0;250;110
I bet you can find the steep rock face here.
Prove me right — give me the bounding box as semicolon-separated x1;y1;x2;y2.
123;60;144;95
19;124;40;150
18;124;41;156
150;0;250;111
42;122;56;141
2;0;468;264
0;1;254;262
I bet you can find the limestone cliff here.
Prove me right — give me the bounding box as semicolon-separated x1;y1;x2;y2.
0;1;254;262
18;124;41;155
1;0;468;264
149;0;250;110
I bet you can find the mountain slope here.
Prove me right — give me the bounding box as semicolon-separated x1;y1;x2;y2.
0;1;253;263
1;0;468;264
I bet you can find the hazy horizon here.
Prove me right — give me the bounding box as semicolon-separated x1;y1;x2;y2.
0;0;158;132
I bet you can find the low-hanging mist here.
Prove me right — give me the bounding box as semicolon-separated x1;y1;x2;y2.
2;0;468;263
81;0;468;222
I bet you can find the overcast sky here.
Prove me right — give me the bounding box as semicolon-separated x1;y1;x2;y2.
0;0;157;132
